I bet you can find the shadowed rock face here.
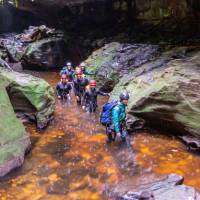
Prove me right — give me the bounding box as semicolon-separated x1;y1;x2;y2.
1;0;198;37
16;0;196;22
0;3;42;32
21;26;68;70
0;26;68;70
16;0;116;30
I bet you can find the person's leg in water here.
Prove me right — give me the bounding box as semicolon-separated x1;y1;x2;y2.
106;125;113;143
76;92;81;105
89;101;96;113
120;129;131;148
106;124;116;143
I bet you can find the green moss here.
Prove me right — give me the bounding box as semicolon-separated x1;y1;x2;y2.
111;52;200;137
0;78;29;166
0;68;55;126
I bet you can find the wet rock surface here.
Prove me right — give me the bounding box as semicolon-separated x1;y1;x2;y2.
180;135;200;151
111;50;200;142
0;67;55;129
108;173;200;200
0;25;68;70
86;42;159;91
21;26;68;70
0;68;31;177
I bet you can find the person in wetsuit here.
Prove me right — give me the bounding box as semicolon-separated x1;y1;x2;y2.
82;80;109;112
73;69;89;105
56;74;72;100
106;91;129;144
79;62;94;77
60;62;75;82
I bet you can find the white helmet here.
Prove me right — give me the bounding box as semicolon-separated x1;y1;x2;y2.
80;62;86;67
66;62;72;66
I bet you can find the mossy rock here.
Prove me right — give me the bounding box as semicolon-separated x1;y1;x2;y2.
85;42;158;91
22;35;68;70
111;51;200;137
0;78;30;177
0;68;55;129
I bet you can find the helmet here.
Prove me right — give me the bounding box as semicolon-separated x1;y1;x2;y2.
119;91;129;101
61;74;67;79
76;68;83;75
66;62;72;66
80;62;86;67
62;66;67;70
89;80;96;87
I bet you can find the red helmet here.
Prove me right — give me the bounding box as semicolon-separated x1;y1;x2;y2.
61;74;67;79
76;68;83;75
90;80;97;87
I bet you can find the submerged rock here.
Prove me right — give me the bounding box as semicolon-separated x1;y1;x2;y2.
111;51;200;142
86;42;159;91
180;135;200;151
47;179;69;195
0;74;31;177
108;173;200;200
0;67;55;129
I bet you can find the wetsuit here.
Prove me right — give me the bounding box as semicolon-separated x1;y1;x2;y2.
60;68;75;82
83;88;109;112
73;77;89;104
106;102;127;143
56;82;72;99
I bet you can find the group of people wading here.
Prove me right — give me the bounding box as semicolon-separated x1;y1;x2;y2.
56;61;130;147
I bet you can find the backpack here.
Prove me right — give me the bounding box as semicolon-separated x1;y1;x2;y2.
100;100;118;126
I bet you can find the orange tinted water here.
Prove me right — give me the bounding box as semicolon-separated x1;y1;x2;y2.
0;72;200;200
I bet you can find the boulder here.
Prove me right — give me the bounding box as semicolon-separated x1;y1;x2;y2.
0;33;25;63
0;68;55;129
85;42;159;91
0;26;68;70
20;25;68;70
0;57;12;69
180;135;200;151
107;173;200;200
111;51;200;141
0;76;31;177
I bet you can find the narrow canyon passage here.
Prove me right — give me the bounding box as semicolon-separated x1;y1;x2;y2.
0;71;200;200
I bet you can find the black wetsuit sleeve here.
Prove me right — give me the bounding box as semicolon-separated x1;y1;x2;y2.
56;84;61;96
82;91;87;106
97;90;109;96
68;84;72;91
73;81;79;96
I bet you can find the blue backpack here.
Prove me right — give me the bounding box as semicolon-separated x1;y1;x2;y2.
100;100;118;126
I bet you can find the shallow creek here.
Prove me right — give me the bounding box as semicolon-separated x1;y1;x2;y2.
0;72;200;200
